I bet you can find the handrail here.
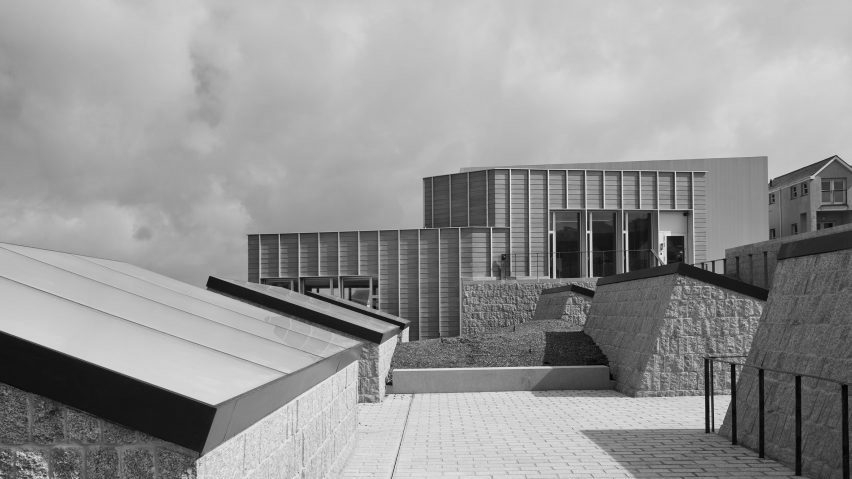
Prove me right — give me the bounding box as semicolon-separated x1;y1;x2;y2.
705;355;850;478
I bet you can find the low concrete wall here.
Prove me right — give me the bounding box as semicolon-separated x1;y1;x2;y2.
719;231;852;479
532;286;594;326
584;268;765;397
724;222;852;289
359;334;399;403
0;382;198;479
391;366;612;393
462;278;597;335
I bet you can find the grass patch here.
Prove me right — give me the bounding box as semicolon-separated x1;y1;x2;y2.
388;320;608;384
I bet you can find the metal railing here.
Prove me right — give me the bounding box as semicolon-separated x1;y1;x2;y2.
692;258;727;274
705;355;850;478
504;250;661;278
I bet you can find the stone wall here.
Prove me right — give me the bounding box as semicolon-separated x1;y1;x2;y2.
531;287;594;326
584;274;764;397
462;278;597;335
0;382;198;479
197;361;358;479
724;222;852;289
719;240;852;479
359;335;399;403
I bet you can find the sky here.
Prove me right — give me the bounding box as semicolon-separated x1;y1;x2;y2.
1;1;850;285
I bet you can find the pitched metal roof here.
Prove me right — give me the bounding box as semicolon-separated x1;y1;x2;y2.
207;277;401;343
0;243;362;454
305;291;411;329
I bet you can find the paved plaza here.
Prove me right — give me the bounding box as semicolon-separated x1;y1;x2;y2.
341;391;801;478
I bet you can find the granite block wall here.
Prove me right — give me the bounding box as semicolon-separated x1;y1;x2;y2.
532;289;593;326
719;246;852;479
197;361;358;479
0;382;198;479
462;278;597;335
584;275;764;397
358;335;399;403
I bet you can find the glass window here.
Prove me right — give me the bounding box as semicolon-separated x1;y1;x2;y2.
626;211;653;271
769;228;776;239
553;211;582;278
822;178;847;204
791;223;798;235
801;182;809;196
790;185;798;199
768;193;776;204
590;211;617;277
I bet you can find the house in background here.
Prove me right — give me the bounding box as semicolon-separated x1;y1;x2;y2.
768;155;852;239
249;156;768;340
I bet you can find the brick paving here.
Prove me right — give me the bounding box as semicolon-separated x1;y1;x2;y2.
341;390;803;478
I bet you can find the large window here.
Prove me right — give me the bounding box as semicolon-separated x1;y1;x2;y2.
626;212;653;271
590;211;617;277
821;178;847;205
553;211;582;278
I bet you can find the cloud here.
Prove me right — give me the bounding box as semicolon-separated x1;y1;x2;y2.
0;0;850;284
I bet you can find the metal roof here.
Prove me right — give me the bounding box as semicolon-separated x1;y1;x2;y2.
0;243;362;454
207;277;401;343
305;291;411;329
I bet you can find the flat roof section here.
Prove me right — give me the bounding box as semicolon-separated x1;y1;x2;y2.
596;262;769;301
0;242;362;454
306;291;411;329
540;284;596;297
208;277;401;343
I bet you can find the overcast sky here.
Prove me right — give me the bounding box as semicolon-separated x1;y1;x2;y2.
1;1;850;285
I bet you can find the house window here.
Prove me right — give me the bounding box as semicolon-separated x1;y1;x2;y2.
801;182;809;196
769;193;776;204
790;185;798;199
769;228;776;239
791;223;798;235
822;178;847;205
817;222;834;230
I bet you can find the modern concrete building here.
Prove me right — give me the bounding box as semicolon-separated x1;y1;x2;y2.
768;154;852;239
249;156;768;340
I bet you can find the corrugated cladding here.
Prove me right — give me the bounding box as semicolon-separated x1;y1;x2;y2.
432;175;450;227
260;234;278;279
529;170;548;276
318;232;338;276
604;172;621;209
299;233;318;276
623;171;640;209
338;232;358;275
423;178;433;228
676;172;692;209
469;170;488;226
489;169;509;227
460;228;490;278
279;234;299;277
379;230;399;316
510;169;529;276
549;170;566;212
586;171;603;209
641;172;657;209
439;229;460;336
359;231;378;276
693;173;708;263
418;228;439;339
450;173;468;227
247;235;259;282
398;230;419;335
567;171;584;209
659;172;675;209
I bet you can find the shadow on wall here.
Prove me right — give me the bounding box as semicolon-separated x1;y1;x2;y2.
542;331;608;366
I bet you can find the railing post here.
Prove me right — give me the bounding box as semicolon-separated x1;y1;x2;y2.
731;363;737;445
710;359;715;432
711;260;716;273
843;384;849;479
704;358;710;433
796;375;802;476
759;368;765;458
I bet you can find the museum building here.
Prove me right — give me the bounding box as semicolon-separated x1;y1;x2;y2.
249;156;768;340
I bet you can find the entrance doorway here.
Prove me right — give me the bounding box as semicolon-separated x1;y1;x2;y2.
666;235;685;264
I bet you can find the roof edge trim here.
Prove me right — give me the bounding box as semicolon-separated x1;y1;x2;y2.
777;229;852;260
540;284;595;297
595;263;769;300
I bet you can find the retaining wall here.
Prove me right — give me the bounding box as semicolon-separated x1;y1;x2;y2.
462;278;597;335
583;265;766;397
0;362;359;479
719;230;852;479
532;285;595;326
359;335;399;403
